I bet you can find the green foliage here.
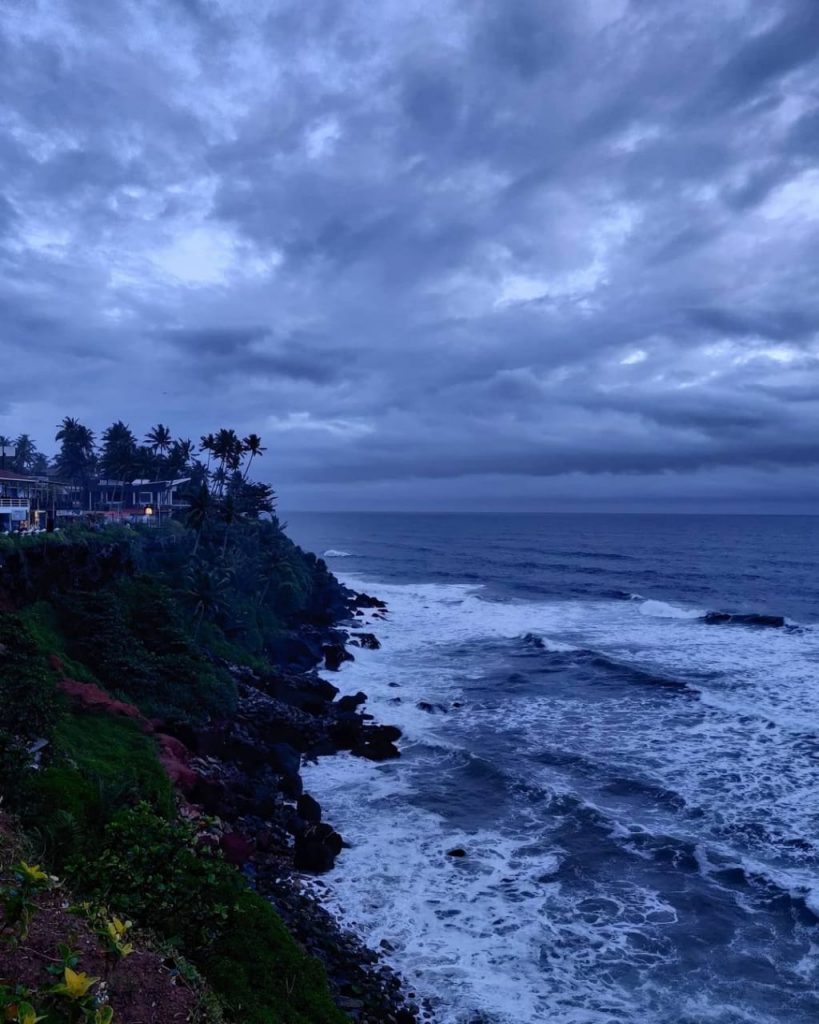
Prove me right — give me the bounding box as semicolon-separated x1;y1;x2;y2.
0;614;60;740
0;860;52;943
55;579;235;723
78;804;244;952
23;715;173;866
205;890;348;1024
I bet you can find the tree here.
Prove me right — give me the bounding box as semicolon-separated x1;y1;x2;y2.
54;417;97;503
208;429;244;496
167;438;195;479
100;421;138;503
145;423;172;457
182;563;232;638
241;433;266;481
12;434;39;475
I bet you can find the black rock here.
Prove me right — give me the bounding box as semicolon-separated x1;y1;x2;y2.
351;725;402;761
293;822;345;873
323;643;355;671
297;793;322;824
351;632;381;650
336;691;368;713
447;847;466;857
350;591;387;610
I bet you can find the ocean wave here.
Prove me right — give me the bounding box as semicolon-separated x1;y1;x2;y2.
323;549;353;557
639;598;704;620
520;632;579;654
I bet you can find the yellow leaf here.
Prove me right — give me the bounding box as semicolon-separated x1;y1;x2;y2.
18;861;49;884
62;967;99;999
18;1003;47;1024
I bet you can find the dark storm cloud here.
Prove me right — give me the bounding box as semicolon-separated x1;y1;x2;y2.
1;0;818;509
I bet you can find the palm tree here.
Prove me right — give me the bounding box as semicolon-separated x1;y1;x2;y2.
12;434;38;475
54;418;97;505
241;433;266;481
182;563;232;639
100;421;138;505
166;438;194;479
145;423;172;456
211;429;243;496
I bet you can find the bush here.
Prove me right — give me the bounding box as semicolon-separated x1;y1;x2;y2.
205;890;348;1024
0;613;60;740
78;804;244;951
55;579;235;723
23;715;173;866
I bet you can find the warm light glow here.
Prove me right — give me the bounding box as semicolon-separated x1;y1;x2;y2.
144;505;154;516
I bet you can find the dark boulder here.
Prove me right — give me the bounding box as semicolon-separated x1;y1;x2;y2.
297;793;322;824
447;847;466;858
294;823;345;873
267;742;300;777
336;691;367;713
350;591;387;610
352;725;402;761
350;632;381;650
323;643;355;671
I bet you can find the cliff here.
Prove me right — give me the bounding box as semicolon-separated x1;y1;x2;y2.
0;521;418;1024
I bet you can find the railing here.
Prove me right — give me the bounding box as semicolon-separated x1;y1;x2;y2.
0;497;30;509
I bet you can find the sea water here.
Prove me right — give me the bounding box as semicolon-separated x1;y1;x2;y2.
287;513;819;1024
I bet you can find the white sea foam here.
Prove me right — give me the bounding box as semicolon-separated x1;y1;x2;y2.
304;573;819;1023
323;549;353;557
638;598;703;619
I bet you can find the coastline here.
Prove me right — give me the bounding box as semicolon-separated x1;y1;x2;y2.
166;587;429;1024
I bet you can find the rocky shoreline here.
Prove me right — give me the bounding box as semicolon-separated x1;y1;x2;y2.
160;589;430;1024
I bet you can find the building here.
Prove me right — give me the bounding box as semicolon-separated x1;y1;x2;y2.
90;477;191;522
0;469;50;532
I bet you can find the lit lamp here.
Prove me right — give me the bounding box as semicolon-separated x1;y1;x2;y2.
144;505;154;517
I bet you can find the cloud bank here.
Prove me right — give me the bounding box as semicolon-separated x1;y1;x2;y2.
1;0;818;509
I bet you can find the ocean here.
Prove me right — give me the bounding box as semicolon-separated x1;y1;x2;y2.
285;512;819;1024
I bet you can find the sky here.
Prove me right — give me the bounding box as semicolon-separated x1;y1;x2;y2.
1;0;818;512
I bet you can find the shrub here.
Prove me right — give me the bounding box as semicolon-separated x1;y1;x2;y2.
205;890;348;1024
78;804;244;952
0;614;60;740
55;580;235;723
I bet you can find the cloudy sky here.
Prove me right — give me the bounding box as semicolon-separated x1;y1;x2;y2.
1;0;818;511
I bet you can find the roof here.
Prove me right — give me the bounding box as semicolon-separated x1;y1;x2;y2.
0;469;48;483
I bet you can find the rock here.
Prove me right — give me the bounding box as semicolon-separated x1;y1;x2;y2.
294;823;345;873
220;832;255;866
352;725;402;761
297;793;322;824
267;634;323;670
447;847;466;858
323;643;355;671
416;701;447;714
336;691;368;713
350;632;381;650
350;591;387;610
267;742;301;778
191;774;227;813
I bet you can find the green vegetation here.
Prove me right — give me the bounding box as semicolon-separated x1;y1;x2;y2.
0;449;351;1023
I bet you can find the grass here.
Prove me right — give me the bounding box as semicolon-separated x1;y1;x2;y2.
204;890;348;1024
